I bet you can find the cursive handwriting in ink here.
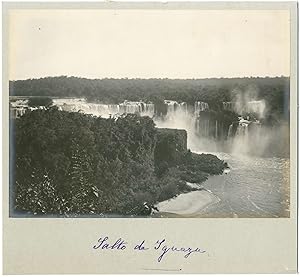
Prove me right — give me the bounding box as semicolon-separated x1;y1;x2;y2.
93;236;127;250
92;236;206;263
134;240;149;251
154;239;206;262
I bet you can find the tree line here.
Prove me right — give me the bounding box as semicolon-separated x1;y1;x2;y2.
9;76;289;119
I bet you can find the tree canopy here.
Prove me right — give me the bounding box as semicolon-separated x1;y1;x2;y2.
12;108;227;216
10;76;289;119
28;96;53;107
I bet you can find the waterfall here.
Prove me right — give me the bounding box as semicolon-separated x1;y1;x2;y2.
223;102;235;111
53;99;155;118
194;117;199;133
236;122;249;138
227;124;233;138
10;96;274;156
10;99;28;118
229;118;251;154
163;100;188;119
11;106;26;118
205;119;210;137
178;102;188;114
223;100;266;119
246;100;266;118
53;98;207;120
194;101;209;116
194;117;212;138
164;100;176;114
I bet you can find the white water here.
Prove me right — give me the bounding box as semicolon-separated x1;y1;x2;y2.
9;97;289;218
193;152;290;218
152;99;289;218
52;98;155;118
157;151;289;218
194;101;209;116
223;100;266;118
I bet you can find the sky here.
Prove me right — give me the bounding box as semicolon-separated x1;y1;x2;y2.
8;9;290;80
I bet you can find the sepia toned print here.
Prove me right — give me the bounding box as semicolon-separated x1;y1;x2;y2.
8;8;291;219
3;2;297;275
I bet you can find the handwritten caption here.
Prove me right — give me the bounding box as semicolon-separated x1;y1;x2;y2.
92;236;206;262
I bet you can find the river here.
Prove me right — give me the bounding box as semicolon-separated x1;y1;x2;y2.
157;152;290;218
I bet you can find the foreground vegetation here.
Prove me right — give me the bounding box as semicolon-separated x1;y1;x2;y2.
12;109;227;216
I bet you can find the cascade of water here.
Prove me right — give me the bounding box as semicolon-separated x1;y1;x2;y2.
223;100;266;119
178;102;188;114
205;119;209;137
146;103;155;115
223;101;235;111
227;124;233;138
11;96;274;156
230;118;251;154
163;100;188;119
246;100;266;118
194;117;199;133
54;99;155;118
164;100;176;115
12;107;26;118
194;101;209;116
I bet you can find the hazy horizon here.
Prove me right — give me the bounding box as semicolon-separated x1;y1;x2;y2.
10;74;290;82
8;9;290;80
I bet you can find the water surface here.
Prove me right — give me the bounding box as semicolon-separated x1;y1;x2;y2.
158;152;289;218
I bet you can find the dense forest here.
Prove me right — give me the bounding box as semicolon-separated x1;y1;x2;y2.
9;76;289;119
12;108;227;216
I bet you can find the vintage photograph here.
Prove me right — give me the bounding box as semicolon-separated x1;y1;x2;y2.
8;7;290;218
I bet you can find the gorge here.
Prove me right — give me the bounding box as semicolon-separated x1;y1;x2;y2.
9;76;290;217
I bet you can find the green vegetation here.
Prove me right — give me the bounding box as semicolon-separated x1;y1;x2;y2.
12;109;227;216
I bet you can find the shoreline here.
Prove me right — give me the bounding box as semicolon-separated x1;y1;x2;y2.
156;176;224;216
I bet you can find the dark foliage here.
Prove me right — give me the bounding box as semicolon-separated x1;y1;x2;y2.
10;76;289;119
154;128;187;172
28;97;53;107
13;109;227;216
